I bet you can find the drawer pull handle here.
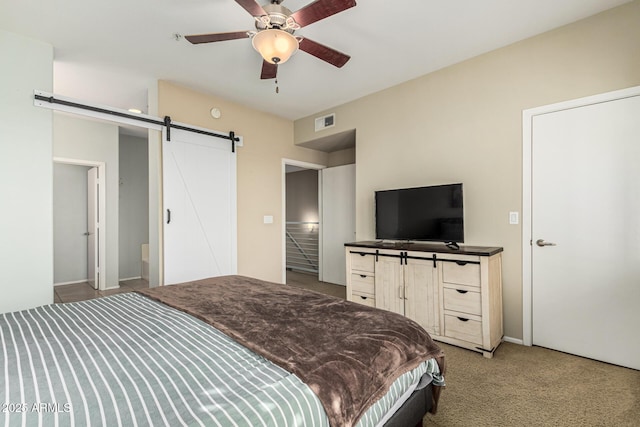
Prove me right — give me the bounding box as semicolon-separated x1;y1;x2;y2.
359;253;366;257
360;274;367;278
360;296;367;300
456;289;468;294
455;261;468;266
457;317;469;322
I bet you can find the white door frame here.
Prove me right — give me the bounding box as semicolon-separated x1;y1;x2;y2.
281;159;326;284
521;85;640;346
53;157;107;291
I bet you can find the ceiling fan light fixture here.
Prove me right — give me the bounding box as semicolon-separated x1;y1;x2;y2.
252;29;299;65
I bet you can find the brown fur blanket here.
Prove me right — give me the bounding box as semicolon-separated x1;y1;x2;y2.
138;275;444;427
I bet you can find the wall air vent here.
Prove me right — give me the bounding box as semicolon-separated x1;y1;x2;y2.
314;113;335;132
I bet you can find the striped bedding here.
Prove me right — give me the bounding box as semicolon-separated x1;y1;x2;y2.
1;293;441;426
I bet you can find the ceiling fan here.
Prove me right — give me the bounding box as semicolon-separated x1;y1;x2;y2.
185;0;356;80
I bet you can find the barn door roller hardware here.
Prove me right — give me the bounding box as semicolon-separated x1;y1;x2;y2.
34;92;241;152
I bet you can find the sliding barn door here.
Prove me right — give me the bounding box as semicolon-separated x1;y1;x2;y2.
163;129;237;285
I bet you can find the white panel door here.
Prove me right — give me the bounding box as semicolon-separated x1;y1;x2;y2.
87;167;99;290
532;94;640;370
321;164;355;285
163;129;237;285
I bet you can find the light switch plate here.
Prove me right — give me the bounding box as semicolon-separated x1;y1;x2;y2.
509;211;519;225
263;215;273;224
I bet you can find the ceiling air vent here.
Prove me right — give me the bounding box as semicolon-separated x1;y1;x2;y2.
315;113;335;132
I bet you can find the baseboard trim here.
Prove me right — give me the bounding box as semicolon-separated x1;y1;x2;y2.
503;336;525;346
54;279;88;287
119;276;142;282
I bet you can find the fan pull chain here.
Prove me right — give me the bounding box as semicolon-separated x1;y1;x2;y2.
275;78;279;94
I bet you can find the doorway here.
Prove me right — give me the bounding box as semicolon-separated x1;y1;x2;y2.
53;158;106;291
523;86;640;370
282;159;356;288
283;160;324;285
119;132;150;283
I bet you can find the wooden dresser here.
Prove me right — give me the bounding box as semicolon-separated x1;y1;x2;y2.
345;241;503;358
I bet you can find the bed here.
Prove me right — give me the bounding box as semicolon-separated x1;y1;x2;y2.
1;275;445;426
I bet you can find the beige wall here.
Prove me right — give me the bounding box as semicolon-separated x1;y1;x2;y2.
293;2;640;340
157;81;328;282
327;147;356;167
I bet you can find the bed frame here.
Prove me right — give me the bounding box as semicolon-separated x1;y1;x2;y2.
384;382;433;427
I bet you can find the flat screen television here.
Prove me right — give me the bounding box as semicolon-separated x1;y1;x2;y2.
375;183;464;243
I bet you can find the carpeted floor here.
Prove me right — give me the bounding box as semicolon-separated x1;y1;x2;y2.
286;270;346;298
283;271;639;425
422;341;639;426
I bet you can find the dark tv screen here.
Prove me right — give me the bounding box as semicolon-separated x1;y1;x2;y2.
375;183;464;242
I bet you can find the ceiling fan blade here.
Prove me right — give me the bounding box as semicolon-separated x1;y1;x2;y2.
291;0;356;28
235;0;267;17
299;38;350;68
261;60;278;80
185;31;250;44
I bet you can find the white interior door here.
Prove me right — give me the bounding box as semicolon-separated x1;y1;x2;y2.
531;94;640;370
163;129;237;285
87;167;99;289
321;164;355;285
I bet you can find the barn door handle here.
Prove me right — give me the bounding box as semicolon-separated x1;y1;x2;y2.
536;239;556;247
167;209;171;224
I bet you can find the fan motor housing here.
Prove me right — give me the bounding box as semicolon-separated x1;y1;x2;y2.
255;3;296;33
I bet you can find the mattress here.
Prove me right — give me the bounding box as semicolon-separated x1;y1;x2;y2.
1;293;442;426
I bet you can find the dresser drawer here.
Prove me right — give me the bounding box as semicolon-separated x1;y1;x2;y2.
350;252;375;273
443;287;481;316
444;314;482;345
442;261;480;287
351;273;375;294
352;292;375;308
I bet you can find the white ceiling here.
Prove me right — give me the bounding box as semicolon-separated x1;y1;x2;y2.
1;0;631;120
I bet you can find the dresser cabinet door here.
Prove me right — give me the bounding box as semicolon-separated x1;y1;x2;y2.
404;257;440;335
374;255;404;315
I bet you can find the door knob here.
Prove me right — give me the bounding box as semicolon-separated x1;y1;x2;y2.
536;239;557;247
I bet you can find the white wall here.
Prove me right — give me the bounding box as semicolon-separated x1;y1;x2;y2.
0;30;53;314
53;113;120;289
53;163;91;283
119;134;149;280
